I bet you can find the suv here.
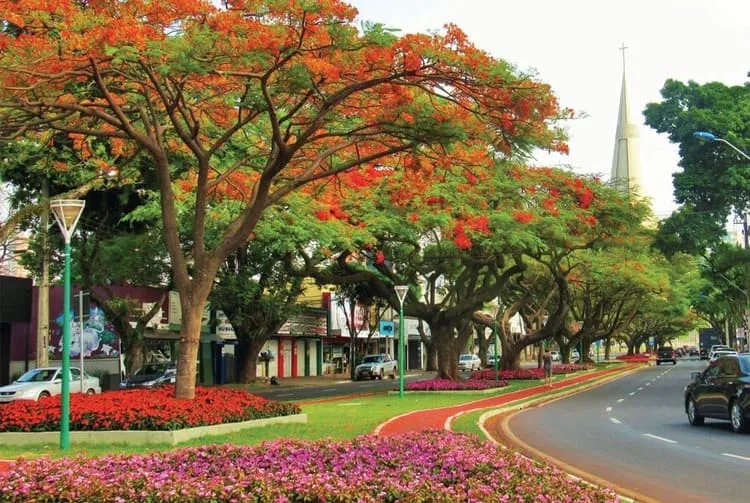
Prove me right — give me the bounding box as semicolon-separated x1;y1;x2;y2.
120;362;177;389
354;354;397;380
656;346;676;365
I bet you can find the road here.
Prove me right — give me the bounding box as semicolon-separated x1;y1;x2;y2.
502;358;750;503
252;373;427;401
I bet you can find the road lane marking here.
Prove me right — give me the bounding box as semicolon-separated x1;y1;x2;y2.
323;388;336;391
656;376;661;379
610;418;621;424
361;384;375;387
617;398;625;403
644;433;677;444
629;392;636;396
645;382;651;386
275;393;293;397
606;406;612;412
638;387;644;391
722;453;750;462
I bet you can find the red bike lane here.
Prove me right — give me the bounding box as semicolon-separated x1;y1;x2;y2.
375;365;635;436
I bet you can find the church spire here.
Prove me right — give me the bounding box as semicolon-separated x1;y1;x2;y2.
610;43;643;196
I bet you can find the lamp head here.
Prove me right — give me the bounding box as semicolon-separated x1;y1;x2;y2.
50;199;85;243
394;285;409;305
693;131;717;141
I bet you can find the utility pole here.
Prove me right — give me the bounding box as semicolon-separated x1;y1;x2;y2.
36;179;50;368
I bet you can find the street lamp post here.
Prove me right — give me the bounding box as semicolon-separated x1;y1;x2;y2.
394;285;409;399
50;199;85;450
695;131;750;349
693;132;750;161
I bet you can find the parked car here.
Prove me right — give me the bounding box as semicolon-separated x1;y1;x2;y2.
354;354;397;380
685;353;750;433
458;354;481;371
486;353;501;367
656;346;677;365
0;367;101;403
709;350;738;364
699;348;708;360
550;351;562;362
120;361;177;389
689;347;699;357
571;350;580;362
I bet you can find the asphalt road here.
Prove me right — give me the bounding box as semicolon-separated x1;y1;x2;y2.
252;373;426;401
504;358;750;503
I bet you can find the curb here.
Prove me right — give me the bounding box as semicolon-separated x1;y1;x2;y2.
477;365;654;503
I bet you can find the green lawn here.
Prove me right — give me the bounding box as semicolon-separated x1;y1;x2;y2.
0;365;623;460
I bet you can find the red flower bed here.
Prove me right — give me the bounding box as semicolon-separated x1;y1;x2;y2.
0;386;300;432
470;363;594;381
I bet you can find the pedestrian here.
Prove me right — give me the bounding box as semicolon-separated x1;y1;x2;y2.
542;348;553;388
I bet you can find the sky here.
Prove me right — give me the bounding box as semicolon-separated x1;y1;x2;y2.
350;0;750;219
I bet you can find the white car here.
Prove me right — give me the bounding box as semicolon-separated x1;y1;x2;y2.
458;354;481;371
0;367;101;403
549;351;562;362
708;350;738;364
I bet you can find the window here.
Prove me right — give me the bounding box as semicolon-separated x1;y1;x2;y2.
70;368;81;381
704;364;721;380
719;357;740;377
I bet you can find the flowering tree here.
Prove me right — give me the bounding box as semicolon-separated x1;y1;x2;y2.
0;1;566;397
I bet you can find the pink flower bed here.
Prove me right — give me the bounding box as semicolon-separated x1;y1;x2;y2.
471;363;594;381
616;354;651;363
0;431;616;502
404;378;508;391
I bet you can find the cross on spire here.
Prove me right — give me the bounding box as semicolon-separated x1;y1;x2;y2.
619;43;628;71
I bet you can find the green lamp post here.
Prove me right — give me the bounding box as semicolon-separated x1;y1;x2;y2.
492;301;500;381
50;199;85;450
394;285;409;399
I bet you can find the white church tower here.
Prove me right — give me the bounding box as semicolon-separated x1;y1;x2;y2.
610;44;644;197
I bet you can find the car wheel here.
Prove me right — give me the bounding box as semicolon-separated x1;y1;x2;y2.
390;368;396;379
687;397;704;426
656;361;660;366
730;400;748;433
86;388;96;395
38;391;50;400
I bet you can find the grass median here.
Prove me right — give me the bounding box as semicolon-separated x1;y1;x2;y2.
0;365;623;460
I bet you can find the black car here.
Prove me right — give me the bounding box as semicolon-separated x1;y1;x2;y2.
684;354;750;433
120;362;177;389
656;346;676;365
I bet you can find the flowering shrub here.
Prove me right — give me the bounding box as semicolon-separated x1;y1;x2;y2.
0;430;617;502
470;363;594;381
404;378;508;391
0;386;300;432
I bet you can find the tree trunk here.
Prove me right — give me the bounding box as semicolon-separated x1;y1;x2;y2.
237;338;266;384
436;338;459;380
499;346;521;370
175;300;205;399
425;341;437;371
476;324;489;366
558;340;571;364
537;343;543;369
125;338;145;377
605;336;611;360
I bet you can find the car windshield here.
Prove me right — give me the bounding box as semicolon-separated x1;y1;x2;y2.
135;363;170;376
362;356;383;364
459;355;474;361
16;368;57;383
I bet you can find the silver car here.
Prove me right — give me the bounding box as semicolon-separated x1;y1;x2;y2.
0;367;101;403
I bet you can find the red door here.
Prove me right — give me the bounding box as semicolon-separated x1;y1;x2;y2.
291;339;298;377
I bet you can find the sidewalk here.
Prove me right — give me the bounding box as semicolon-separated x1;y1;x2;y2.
375;365;634;436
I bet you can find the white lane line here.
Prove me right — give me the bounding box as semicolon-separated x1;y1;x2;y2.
610;418;622;424
656;376;661;379
646;382;651;386
361;384;375;388
644;433;678;444
638;387;644;391
606;406;612;412
629;392;636;396
722;453;750;462
275;393;293;397
323;388;337;391
617;398;625;403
